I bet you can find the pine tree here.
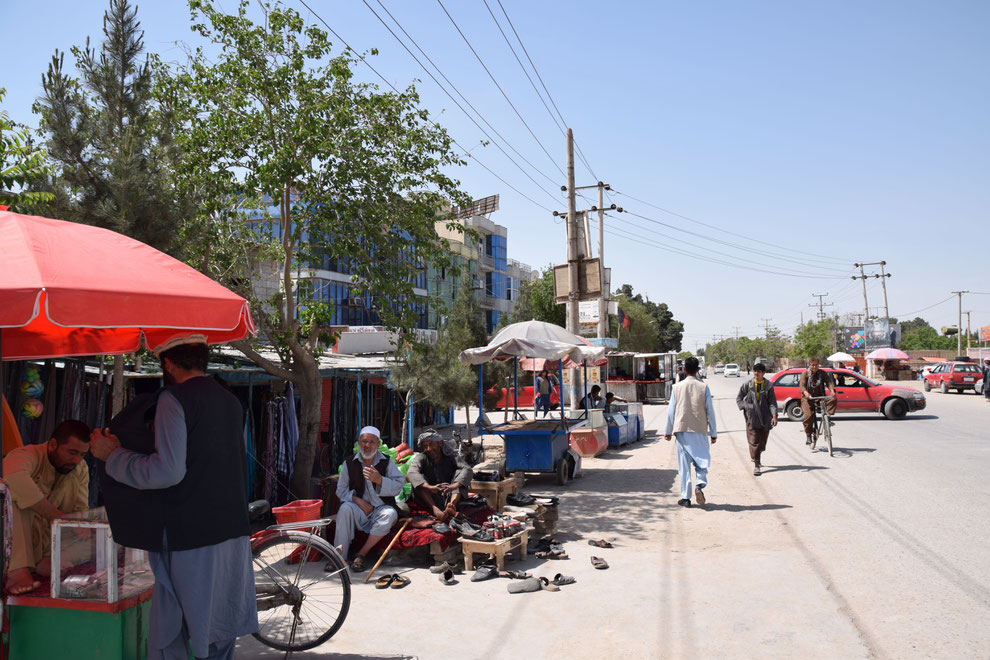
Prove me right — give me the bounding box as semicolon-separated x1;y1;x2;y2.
33;0;182;253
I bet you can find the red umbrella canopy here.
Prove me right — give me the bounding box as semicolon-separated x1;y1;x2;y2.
0;211;256;359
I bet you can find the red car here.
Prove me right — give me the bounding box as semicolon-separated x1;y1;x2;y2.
489;384;561;409
771;367;926;421
923;361;984;394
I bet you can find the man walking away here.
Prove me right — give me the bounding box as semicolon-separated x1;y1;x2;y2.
665;357;717;507
799;357;837;445
736;363;777;476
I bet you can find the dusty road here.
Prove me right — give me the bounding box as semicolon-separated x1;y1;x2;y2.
239;374;990;659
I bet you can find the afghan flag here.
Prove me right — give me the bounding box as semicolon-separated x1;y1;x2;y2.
618;306;631;329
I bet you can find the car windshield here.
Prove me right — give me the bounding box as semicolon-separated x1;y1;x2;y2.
726;364;738;368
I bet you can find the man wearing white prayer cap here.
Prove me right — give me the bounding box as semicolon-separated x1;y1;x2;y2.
333;426;405;572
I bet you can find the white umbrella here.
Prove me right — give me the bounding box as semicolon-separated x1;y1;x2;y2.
828;351;855;362
458;320;605;366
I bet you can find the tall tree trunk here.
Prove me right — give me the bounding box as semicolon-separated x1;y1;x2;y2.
289;356;323;499
463;404;472;441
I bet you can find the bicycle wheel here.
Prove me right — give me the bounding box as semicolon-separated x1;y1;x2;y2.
822;412;833;456
252;531;351;652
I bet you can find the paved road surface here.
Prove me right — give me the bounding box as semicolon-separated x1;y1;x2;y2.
238;374;990;659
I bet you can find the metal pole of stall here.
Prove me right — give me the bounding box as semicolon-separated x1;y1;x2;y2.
477;363;485;427
407;392;414;448
583;361;588;415
513;357;519;418
558;359;564;422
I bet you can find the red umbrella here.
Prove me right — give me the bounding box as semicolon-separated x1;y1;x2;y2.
0;211;255;359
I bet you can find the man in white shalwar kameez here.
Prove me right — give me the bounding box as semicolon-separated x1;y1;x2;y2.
665;357;718;507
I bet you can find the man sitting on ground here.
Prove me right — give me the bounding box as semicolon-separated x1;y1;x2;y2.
4;420;91;594
406;431;474;523
334;426;405;572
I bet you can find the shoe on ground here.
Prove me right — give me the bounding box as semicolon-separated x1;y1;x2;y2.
805;436;813;445
694;487;706;506
753;466;761;476
430;561;455;574
677;498;691;507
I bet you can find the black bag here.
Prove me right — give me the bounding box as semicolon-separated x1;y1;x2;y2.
100;389;166;551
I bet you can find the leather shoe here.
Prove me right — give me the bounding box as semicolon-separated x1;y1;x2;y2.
677;499;691;507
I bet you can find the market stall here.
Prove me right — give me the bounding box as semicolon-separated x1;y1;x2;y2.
605;351;637;402
1;210;255;659
633;352;677;403
460;321;605;485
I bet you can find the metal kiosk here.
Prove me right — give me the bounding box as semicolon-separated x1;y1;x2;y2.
459;321;605;486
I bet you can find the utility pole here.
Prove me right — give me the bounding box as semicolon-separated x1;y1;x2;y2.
565;129;579;338
761;318;773;337
853;264;871;324
809;293;833;321
878;261;891;320
964;311;972;351
732;326;741;340
597;182;608;339
951;291;968;355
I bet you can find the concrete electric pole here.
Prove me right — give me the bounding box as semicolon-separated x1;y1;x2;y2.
565;129;579;337
853;261;892;320
952;291;968;354
809;293;833;320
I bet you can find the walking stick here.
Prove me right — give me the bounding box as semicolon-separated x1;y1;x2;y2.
364;517;412;583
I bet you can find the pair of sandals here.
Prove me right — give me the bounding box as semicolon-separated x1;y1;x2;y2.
535;541;567;560
374;574;411;589
588;539;614;549
471;565;531;582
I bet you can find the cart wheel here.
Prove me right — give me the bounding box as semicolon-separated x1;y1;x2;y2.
556;457;569;485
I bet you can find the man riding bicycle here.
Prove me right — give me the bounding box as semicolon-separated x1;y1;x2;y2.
799;357;837;445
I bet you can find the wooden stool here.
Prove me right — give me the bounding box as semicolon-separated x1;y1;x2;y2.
460;529;529;571
469;477;519;512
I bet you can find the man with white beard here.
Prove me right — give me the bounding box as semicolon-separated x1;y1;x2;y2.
333;426;405;572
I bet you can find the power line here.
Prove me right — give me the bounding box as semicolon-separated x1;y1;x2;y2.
493;0;598;180
619;209;853;275
297;0;561;212
600;217;845;280
482;0;564;136
611;190;852;266
358;0;562;204
437;0;564;178
892;295;955;319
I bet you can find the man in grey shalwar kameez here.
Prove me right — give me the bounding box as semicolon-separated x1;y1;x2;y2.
91;335;257;659
665;357;718;507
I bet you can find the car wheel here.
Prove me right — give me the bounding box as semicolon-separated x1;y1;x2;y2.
883;398;907;420
785;400;804;422
940;381;947;394
923;380;931;392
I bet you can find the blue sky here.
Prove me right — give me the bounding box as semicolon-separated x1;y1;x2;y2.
4;0;989;348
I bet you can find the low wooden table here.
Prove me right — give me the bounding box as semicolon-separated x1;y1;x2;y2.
460;529;529;571
469;476;518;512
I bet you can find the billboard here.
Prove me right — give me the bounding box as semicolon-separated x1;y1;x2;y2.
841;321;901;352
982;325;990;342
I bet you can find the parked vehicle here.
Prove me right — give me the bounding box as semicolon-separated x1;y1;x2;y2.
724;363;740;377
923;361;983;394
488;384;561;409
771;367;926;420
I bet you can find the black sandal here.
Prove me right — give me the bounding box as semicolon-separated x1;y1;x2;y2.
350;554;366;572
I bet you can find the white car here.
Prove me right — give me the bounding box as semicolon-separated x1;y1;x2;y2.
724;363;740;377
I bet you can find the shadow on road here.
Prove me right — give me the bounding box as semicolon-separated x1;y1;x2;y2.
760;464;828;473
700;502;793;512
829;447;878;458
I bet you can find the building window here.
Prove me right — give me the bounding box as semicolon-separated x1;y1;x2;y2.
486;310;500;333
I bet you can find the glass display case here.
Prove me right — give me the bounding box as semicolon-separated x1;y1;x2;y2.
50;507;154;603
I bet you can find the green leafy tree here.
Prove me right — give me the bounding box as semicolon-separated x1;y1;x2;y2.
528;266;566;327
614;284;683;351
790;319;836;359
899;324;956;350
613;294;657;352
0;88;54;212
161;0;469;495
33;0;183;253
676;351;693;361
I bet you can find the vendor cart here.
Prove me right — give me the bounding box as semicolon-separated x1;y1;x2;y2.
633;352;677;403
0;210;255;659
459;321;605;486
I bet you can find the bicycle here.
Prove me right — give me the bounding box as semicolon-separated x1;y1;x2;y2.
807;395;834;457
249;501;351;653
